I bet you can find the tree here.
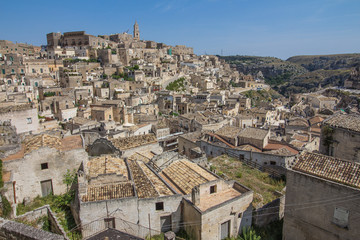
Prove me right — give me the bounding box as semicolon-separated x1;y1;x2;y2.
63;169;77;192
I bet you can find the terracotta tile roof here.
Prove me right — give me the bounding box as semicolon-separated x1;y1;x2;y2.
289;140;307;149
293;152;360;189
82;183;134;202
127;159;159;199
309;116;324;126
264;143;298;155
238;128;269;140
215;126;242;139
61;135;83;151
137;161;173;196
24;134;61;154
207;133;236;149
161;160;217;194
292;133;309;142
88;156;129;179
323;114;360;133
110;134;157;150
3;134;83;161
238;144;262;152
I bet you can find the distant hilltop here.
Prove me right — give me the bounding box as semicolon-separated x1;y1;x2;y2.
220;53;360;96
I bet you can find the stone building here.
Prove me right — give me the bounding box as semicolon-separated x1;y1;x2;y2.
182;180;253;239
133;21;140;41
178;131;203;158
47;31;112;49
319;114;360;162
91;106;113;122
74;154;183;238
283;152;360;240
88;133;162;158
0;40;38;58
73;154;253;239
0;104;39;134
2;134;87;204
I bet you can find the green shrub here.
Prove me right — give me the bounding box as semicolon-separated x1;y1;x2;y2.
1;195;12;218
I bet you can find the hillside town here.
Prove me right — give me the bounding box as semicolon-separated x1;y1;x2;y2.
0;22;359;240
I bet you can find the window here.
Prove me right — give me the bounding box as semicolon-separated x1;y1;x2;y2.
104;217;115;228
156;202;164;211
26;117;32;124
1;69;4;74
238;212;243;218
270;161;276;166
32;69;36;73
210;185;217;194
40;68;43;73
239;154;245;160
41;163;48;170
11;69;14;73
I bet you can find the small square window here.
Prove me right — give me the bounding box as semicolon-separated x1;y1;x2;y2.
41;163;48;170
210;185;217;194
156;202;164;211
104;217;115;228
238;212;243;218
26;117;32;124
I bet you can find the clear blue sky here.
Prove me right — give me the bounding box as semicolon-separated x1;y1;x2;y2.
1;0;359;59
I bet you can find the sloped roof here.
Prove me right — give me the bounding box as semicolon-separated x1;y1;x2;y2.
323;114;360;133
215;126;243;139
82;183;135;202
3;134;83;161
161;159;217;194
293;152;360;189
238;128;269;140
110;134;157;150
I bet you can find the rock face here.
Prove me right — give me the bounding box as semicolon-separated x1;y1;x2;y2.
287;54;360;71
222;55;307;79
344;66;360;90
221;54;360;97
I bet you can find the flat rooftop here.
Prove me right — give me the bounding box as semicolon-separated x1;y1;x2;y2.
196;188;241;212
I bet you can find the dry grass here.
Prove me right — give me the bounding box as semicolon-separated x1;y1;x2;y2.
209;155;285;206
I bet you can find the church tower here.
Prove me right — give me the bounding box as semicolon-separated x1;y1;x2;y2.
133;21;140;41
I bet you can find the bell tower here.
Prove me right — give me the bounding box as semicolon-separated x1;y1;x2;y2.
133;20;140;41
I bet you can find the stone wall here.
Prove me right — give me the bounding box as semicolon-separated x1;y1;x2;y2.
200;140;294;168
252;195;285;227
79;194;183;238
3;147;86;204
319;125;360;162
0;108;39;134
283;170;360;240
200;192;253;240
